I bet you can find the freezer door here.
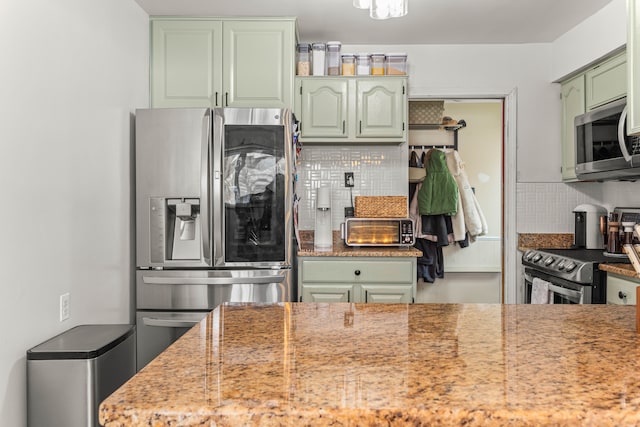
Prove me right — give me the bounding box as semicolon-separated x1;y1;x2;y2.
135;108;212;268
136;269;294;310
135;310;209;370
212;108;293;268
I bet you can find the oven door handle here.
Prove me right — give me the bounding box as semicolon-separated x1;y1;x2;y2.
548;283;582;300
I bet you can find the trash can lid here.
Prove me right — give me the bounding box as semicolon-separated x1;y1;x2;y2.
27;324;135;360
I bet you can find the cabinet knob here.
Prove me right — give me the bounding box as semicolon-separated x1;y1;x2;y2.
354;270;361;276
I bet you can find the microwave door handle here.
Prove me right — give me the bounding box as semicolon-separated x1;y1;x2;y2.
618;105;632;162
201;109;212;265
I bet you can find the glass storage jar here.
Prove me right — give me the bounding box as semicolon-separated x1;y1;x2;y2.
296;43;311;76
356;54;370;75
312;42;326;76
326;41;342;76
370;53;386;75
341;54;355;76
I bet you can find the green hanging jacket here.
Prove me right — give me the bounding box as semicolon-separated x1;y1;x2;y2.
417;150;459;216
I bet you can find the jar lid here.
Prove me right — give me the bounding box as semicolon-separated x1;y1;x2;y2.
356;53;370;58
386;53;407;58
371;53;386;58
341;53;355;58
312;42;326;49
327;41;342;46
297;43;311;51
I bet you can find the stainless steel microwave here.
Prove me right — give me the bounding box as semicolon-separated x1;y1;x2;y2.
575;97;640;181
340;218;415;247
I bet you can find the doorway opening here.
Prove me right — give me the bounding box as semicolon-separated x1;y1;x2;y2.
408;97;510;303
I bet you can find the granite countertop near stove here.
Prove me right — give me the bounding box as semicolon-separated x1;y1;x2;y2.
297;230;422;257
517;233;574;252
100;303;640;427
599;262;640;279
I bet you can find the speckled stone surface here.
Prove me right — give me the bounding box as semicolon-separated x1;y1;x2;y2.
298;230;422;257
518;233;574;251
100;303;640;427
599;262;640;279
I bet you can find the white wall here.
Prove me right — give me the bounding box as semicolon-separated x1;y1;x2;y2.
345;43;561;184
552;0;626;81
0;0;149;425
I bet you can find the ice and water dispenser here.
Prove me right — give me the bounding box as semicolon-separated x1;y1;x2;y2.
149;197;202;262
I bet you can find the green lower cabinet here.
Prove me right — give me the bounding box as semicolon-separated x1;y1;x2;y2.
301;284;353;303
359;284;413;303
298;257;417;303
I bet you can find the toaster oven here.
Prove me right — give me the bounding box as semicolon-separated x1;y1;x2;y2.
341;218;415;247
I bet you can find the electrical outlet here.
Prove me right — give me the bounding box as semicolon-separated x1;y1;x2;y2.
59;293;70;322
344;172;354;187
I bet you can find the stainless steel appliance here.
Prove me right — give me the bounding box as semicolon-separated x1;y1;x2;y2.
341;218;415;247
135;107;294;370
522;248;609;304
573;203;606;249
522;207;637;304
575;97;640;181
27;324;135;427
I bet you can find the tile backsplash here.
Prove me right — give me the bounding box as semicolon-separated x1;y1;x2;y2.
296;145;409;230
516;181;640;233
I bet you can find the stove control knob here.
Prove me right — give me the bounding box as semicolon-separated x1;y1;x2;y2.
544;256;555;266
532;254;542;263
565;262;577;272
557;261;565;270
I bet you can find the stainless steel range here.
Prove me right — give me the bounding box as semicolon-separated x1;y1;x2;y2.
522;207;639;304
522;248;613;304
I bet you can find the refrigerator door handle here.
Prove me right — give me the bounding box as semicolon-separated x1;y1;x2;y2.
142;316;203;328
201;109;212;265
142;274;286;286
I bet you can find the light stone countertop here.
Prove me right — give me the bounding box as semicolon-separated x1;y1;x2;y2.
100;303;640;427
297;230;422;257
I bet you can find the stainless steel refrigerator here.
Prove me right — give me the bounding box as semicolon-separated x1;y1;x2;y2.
134;107;294;370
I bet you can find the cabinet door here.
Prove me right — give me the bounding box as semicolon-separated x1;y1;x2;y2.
629;0;640;136
356;78;406;138
151;20;222;108
360;284;413;303
223;20;294;108
298;78;349;138
560;74;585;181
301;284;353;302
606;274;638;305
585;52;626;111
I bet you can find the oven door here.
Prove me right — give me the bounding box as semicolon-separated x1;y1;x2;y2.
524;268;590;304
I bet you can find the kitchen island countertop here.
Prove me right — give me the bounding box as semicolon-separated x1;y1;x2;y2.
100;303;640;427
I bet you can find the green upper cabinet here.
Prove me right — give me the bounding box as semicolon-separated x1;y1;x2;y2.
151;20;222;108
356;78;406;139
560;74;585;182
585;52;626;111
295;76;407;144
150;18;296;109
297;78;349;138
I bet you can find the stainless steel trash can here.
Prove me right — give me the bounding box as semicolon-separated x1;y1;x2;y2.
27;324;136;427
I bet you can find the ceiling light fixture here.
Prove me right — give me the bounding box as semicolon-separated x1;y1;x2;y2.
353;0;408;20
